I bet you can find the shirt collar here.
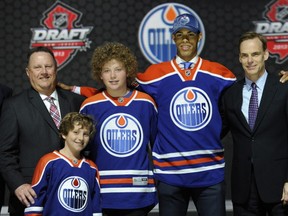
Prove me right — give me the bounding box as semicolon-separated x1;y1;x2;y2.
40;90;59;101
175;55;198;67
244;70;268;91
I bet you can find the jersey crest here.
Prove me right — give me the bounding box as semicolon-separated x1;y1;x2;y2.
58;176;89;212
170;87;212;131
100;113;143;157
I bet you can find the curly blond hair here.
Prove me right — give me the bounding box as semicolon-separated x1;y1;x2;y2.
91;42;138;87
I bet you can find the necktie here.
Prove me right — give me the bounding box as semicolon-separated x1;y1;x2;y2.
248;83;258;129
181;62;193;69
46;96;61;128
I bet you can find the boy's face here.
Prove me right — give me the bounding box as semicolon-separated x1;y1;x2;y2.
100;58;127;96
62;124;90;154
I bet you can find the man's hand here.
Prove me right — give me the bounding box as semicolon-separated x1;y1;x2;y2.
15;184;37;207
281;182;288;205
279;70;288;83
57;82;73;91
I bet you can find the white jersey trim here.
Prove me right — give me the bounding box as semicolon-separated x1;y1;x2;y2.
101;187;157;193
152;149;224;159
154;163;225;174
24;206;43;212
100;170;154;176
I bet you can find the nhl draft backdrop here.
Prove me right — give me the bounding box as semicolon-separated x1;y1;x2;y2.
0;0;287;201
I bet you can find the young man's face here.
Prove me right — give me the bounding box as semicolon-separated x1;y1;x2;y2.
172;28;202;61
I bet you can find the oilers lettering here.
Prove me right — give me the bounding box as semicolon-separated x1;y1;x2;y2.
101;113;143;157
106;129;137;150
138;3;205;64
176;103;207;125
148;28;174;60
170;87;212;131
62;189;87;209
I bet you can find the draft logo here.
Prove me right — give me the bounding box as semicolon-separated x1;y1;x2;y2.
138;3;205;64
30;1;93;70
254;0;288;63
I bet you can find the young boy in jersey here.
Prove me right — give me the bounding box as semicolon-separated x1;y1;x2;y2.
24;112;102;216
80;42;158;216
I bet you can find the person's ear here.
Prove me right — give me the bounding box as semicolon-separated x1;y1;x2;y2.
61;134;66;140
25;68;30;77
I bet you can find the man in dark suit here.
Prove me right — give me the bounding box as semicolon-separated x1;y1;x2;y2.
0;47;85;216
222;32;288;215
0;84;12;213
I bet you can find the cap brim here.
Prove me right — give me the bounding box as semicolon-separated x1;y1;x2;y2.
172;26;200;34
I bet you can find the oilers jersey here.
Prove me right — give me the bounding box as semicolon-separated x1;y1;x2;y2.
24;151;102;216
80;89;158;209
136;57;236;188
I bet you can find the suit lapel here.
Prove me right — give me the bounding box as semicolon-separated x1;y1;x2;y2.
253;73;277;130
57;87;71;118
28;88;59;133
233;79;250;130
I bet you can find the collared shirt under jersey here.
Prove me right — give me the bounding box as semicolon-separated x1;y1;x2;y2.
241;71;267;123
175;55;198;69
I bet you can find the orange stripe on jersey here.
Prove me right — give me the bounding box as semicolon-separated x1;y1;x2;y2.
100;178;155;185
81;93;106;107
31;152;59;185
136;61;175;82
134;91;157;107
80;86;99;97
84;159;100;180
153;155;224;168
200;59;236;79
25;214;42;216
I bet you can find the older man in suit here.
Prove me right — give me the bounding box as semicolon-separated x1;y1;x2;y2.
0;47;85;216
0;83;12;213
222;32;288;215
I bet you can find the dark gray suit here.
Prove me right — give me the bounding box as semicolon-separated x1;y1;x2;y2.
0;86;85;215
222;72;288;204
0;83;12;212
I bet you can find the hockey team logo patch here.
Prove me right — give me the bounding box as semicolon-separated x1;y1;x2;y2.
254;0;288;63
100;113;143;157
138;3;205;64
58;176;88;212
170;87;212;131
30;1;93;70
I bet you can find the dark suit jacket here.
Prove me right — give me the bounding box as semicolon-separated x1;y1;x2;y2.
222;73;288;203
0;84;12;207
0;83;12;111
0;86;85;193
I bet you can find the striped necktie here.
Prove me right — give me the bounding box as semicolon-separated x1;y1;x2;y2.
46;96;61;128
248;82;258;129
